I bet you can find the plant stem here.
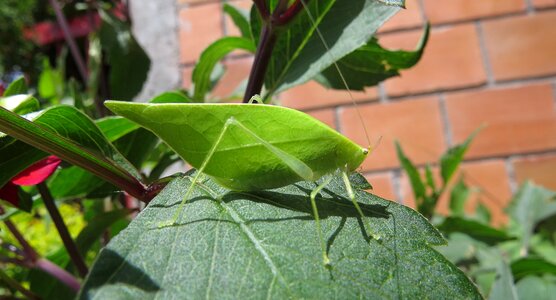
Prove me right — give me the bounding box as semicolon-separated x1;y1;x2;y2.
3;219;81;292
37;183;89;278
243;0;305;102
3;220;38;262
49;0;89;83
0;107;151;202
35;258;81;293
243;24;277;102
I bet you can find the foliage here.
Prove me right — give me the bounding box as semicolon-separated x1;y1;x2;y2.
0;0;529;299
397;137;556;298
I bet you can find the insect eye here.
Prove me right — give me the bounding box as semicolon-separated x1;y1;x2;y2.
362;148;369;155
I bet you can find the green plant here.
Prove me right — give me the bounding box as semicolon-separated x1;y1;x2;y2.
0;1;487;299
396;131;556;298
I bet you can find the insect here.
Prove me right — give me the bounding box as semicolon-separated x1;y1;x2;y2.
104;99;376;265
105;0;389;266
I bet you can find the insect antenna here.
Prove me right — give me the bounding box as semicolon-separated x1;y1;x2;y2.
299;0;373;151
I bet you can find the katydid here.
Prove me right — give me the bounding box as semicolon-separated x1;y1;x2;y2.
104;0;394;266
104;99;376;265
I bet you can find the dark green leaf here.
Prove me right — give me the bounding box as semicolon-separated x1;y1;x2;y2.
316;24;429;90
437;217;514;245
0;106;144;202
80;174;480;299
99;10;150;100
0;94;39;115
3;76;27;96
395;141;425;204
223;3;252;39
424;164;437;194
440;129;479;184
511;258;556;280
488;260;518;300
254;0;401;97
192;37;256;101
48;116;145;200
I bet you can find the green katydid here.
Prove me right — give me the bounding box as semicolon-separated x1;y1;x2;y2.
104;0;404;265
104;98;376;265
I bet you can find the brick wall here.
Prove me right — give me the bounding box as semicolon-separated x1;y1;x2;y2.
176;0;556;225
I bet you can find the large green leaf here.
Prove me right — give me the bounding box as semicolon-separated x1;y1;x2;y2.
516;275;556;300
80;174;480;298
253;0;401;97
99;10;150;100
437;217;514;245
316;25;429;90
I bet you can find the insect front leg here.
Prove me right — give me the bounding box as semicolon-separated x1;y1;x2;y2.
159;118;237;228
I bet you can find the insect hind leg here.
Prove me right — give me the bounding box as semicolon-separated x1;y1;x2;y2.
341;170;380;241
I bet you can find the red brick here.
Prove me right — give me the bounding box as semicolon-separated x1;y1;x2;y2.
340;96;446;171
533;0;556;8
445;84;556;158
423;0;525;24
380;0;423;32
182;67;193;89
179;3;223;63
382;24;486;97
211;56;253;100
307;108;336;129
483;11;556;81
514;154;556;191
364;173;396;201
279;81;378;110
400;160;511;226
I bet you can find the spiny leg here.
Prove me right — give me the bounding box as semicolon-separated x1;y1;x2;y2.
159;118;236;227
341;170;380;241
161;116;315;227
310;176;334;266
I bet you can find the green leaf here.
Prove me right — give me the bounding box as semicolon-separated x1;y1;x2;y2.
29;209;130;299
395;141;425;205
2;76;27;96
192;37;256;101
440;129;479;184
80;174;480;299
0;94;39;115
316;24;429;90
150;91;193;103
488;260;518;300
508;181;556;251
437;217;514;245
516;276;556;300
99;10;150;100
511;258;556;281
450;178;470;217
38;59;63;101
48;116;143;200
223;3;252;39
255;0;401;97
0;105;146;201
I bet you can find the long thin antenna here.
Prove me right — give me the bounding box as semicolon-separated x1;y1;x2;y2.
299;0;372;150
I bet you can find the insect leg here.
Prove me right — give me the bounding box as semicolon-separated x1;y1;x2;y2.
309;175;334;266
341;170;380;241
160;118;237;227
